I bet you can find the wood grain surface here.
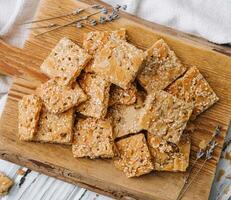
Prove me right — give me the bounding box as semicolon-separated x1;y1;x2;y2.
0;0;231;199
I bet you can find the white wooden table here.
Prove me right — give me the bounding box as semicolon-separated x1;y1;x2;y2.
0;159;111;200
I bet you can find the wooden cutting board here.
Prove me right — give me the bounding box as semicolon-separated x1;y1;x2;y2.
0;0;231;199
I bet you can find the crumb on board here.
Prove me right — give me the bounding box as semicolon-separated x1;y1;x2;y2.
0;172;13;196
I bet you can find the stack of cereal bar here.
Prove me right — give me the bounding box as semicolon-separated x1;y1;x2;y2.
18;29;219;178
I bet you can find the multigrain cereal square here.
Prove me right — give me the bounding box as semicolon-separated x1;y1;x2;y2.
72;118;116;159
83;28;126;55
18;95;42;141
83;29;126;73
109;83;137;106
92;39;146;89
34;108;74;144
114;134;153;177
147;133;190;172
108;91;149;138
77;73;111;119
40;37;91;86
108;103;145;138
0;172;13;196
37;79;87;114
137;39;187;93
142;91;193;144
166;66;219;119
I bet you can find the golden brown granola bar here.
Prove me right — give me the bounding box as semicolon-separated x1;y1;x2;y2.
34;107;74;144
72;117;116;159
37;79;87;114
18;95;42;141
83;28;126;56
109;83;137;106
142;91;193;144
77;73;111;119
137;39;187;93
114;134;153;177
0;172;13;196
92;39;146;89
166;66;219;119
147;133;190;171
83;29;126;73
40;37;91;86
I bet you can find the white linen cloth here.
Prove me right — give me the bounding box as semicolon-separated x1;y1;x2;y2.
0;0;231;200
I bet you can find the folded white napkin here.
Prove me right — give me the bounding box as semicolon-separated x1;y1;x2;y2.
104;0;231;44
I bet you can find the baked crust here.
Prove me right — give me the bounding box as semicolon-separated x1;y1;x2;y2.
83;29;126;73
34;107;74;144
142;91;193;144
37;79;87;114
77;73;111;119
108;97;146;138
147;133;190;172
92;39;146;89
83;29;126;56
40;37;91;86
72;117;116;159
0;172;13;196
138;39;186;93
166;66;219;119
114;134;153;177
18;95;42;141
109;83;137;106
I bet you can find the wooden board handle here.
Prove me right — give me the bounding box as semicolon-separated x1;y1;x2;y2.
0;40;48;82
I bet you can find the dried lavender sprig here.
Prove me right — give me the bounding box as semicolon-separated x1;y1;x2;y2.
28;23;58;30
23;4;100;25
99;16;106;24
177;142;217;200
176;125;221;200
122;5;127;10
76;22;83;28
101;7;108;14
35;10;101;37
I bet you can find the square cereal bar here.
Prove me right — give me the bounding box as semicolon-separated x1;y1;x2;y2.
137;39;187;93
83;28;126;56
109;83;137;106
147;133;190;171
83;29;126;73
77;73;111;118
92;39;146;89
40;37;91;86
108;101;146;138
34;108;74;144
166;66;219;119
18;95;42;141
142;91;193;144
114;134;153;177
0;172;13;196
37;79;87;114
72;118;116;159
